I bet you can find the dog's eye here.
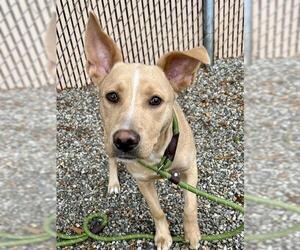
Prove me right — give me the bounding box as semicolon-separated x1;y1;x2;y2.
149;96;162;106
106;91;119;103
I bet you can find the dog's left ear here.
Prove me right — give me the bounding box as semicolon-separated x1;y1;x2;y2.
157;47;210;92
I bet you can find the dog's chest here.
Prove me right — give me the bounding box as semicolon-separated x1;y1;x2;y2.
126;155;162;181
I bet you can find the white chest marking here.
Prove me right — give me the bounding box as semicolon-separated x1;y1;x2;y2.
124;66;140;127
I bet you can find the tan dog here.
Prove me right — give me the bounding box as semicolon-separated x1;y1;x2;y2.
85;13;210;250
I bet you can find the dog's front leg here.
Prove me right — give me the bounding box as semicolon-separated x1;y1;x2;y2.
137;180;172;250
182;164;201;249
107;158;120;194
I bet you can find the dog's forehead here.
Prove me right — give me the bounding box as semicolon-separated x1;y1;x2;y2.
109;62;167;82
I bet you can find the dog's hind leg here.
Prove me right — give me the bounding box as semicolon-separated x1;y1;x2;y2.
137;180;172;250
182;164;201;249
107;158;120;194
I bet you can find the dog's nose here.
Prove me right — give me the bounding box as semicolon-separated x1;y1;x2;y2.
113;130;140;152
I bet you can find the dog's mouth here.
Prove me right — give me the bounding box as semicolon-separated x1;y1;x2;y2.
113;150;138;161
116;154;137;160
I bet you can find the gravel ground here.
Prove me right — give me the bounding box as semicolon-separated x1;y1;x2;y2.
57;58;244;249
245;58;300;249
0;86;56;249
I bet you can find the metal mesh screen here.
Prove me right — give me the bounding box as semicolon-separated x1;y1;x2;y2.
0;0;53;90
251;0;300;60
1;0;246;90
3;1;300;90
56;0;206;89
214;0;244;59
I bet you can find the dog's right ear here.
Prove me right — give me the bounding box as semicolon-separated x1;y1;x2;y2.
85;12;123;85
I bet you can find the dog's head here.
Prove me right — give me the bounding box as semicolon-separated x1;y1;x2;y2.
85;13;210;160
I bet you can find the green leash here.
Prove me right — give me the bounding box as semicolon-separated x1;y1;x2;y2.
1;115;299;247
2;181;300;247
1;177;300;247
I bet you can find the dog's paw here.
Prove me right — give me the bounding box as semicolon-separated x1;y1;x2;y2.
107;182;120;194
155;232;172;250
184;224;201;249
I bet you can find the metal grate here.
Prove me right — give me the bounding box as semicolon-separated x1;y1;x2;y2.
0;0;53;90
56;0;244;90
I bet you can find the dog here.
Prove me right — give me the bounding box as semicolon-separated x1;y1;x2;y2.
84;13;210;250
